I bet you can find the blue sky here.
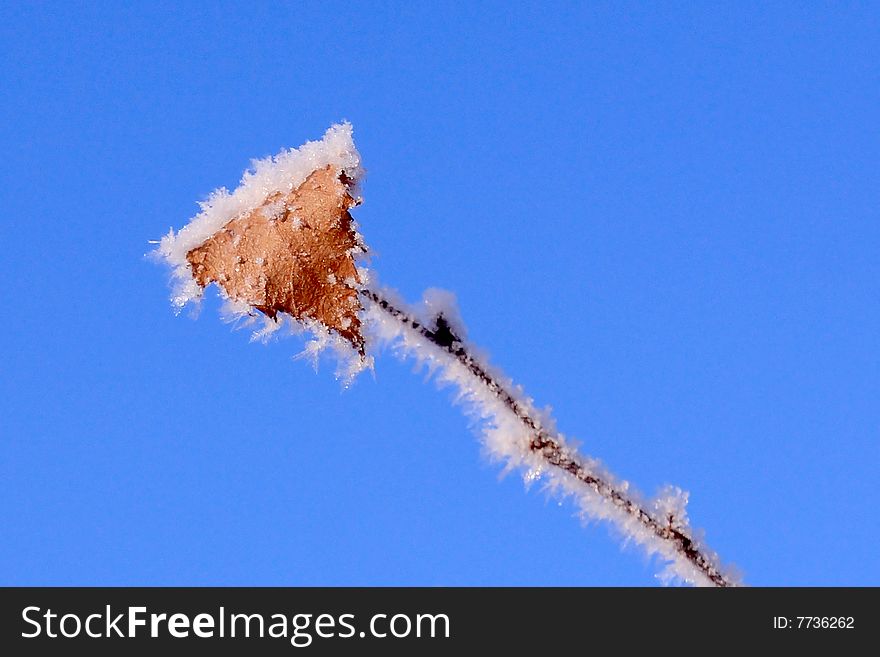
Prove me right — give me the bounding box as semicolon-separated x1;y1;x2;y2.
1;2;877;586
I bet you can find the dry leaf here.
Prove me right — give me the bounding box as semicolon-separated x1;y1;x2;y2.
186;165;365;353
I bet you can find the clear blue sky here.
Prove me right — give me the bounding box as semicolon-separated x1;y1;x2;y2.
1;2;877;586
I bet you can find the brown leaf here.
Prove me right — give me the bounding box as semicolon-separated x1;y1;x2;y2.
186;165;365;353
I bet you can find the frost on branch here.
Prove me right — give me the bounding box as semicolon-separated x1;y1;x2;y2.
363;288;736;587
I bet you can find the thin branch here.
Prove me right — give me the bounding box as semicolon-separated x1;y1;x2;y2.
362;288;735;588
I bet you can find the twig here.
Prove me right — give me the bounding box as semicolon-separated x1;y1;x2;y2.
362;288;735;587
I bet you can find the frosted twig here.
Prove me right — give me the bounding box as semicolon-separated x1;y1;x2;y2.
361;288;735;587
155;122;739;587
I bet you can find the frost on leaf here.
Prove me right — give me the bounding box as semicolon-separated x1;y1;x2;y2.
185;165;366;353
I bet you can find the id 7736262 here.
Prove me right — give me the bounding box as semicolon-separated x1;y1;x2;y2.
773;616;855;630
